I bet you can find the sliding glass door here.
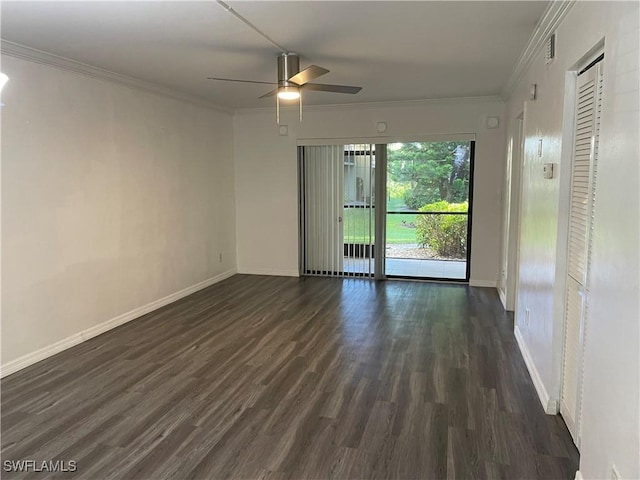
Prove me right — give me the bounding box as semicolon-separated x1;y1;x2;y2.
342;145;376;276
384;141;473;280
300;140;474;281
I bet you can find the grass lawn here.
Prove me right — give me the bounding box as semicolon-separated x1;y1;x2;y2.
343;198;418;244
342;208;373;244
386;213;418;244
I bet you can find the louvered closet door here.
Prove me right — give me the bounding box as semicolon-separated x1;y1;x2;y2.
561;61;603;448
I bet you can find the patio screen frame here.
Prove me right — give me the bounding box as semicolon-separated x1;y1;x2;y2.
384;141;475;283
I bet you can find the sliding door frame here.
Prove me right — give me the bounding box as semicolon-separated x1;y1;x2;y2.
384;141;475;283
374;144;387;280
297;145;305;277
298;138;475;283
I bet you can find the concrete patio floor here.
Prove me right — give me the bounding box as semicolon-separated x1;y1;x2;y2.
342;256;466;279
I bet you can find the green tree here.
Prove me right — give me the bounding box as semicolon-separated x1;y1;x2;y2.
387;142;470;210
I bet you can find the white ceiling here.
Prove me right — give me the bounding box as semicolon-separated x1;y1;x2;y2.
1;1;549;109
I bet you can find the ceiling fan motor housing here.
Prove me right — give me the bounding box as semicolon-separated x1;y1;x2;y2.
278;53;300;87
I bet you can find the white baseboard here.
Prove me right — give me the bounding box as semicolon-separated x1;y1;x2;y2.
237;268;300;277
547;398;559;414
514;325;559;415
469;279;498;288
1;269;237;378
498;287;507;309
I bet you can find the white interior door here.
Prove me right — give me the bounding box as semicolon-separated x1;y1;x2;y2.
561;60;603;448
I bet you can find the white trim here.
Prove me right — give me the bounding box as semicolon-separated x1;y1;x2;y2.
561;397;580;445
498;287;507;310
0;269;237;378
501;0;576;99
514;325;559;414
297;133;476;147
237;268;300;277
235;95;504;116
574;470;583;480
469;279;497;288
0;40;232;114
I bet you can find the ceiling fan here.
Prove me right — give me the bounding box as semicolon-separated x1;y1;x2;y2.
209;1;362;123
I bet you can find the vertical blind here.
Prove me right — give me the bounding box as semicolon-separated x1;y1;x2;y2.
302;145;343;276
301;144;376;278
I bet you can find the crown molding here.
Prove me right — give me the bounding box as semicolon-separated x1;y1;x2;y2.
501;0;576;100
1;40;233;114
234;95;504;116
0;39;506;115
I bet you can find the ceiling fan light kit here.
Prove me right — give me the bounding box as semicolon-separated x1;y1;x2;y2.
277;86;300;101
209;1;362;124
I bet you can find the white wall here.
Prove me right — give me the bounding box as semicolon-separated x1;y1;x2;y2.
233;98;506;285
1;55;236;371
504;2;639;478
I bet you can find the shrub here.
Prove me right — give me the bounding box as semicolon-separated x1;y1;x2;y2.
403;188;438;210
416;201;468;258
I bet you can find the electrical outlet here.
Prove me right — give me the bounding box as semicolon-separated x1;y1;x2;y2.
525;308;531;327
611;464;620;480
218;253;223;263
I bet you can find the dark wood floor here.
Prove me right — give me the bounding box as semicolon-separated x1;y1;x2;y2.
1;275;578;479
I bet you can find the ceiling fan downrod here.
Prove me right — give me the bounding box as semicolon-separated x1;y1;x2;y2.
278;53;299;86
277;53;303;123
